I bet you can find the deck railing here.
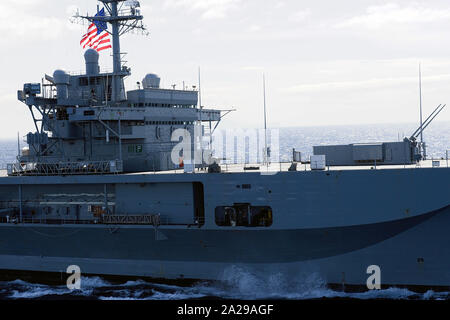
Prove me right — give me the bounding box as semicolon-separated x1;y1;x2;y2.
6;160;123;176
0;213;205;227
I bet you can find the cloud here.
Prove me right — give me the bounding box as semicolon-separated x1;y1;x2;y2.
336;3;450;29
282;74;450;93
274;2;285;9
242;66;264;71
0;0;67;41
163;0;242;20
288;9;312;23
247;25;262;32
0;93;16;103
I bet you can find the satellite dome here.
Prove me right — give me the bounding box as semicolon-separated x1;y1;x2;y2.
84;49;100;75
53;70;69;84
142;73;160;89
84;49;99;63
53;69;69;100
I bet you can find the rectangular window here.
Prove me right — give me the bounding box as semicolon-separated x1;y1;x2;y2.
215;205;272;227
79;78;88;86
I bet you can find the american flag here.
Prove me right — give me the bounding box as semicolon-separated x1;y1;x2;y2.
80;8;112;52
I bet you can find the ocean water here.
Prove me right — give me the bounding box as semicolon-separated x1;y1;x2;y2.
0;270;449;301
278;122;450;161
0;122;449;300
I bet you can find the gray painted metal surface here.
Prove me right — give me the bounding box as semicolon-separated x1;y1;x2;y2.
0;167;449;286
314;140;419;166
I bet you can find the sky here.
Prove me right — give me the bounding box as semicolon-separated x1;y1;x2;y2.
0;0;450;139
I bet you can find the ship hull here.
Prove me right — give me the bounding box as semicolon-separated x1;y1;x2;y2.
0;167;449;288
0;206;449;287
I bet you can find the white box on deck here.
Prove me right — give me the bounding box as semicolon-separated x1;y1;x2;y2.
311;155;326;170
184;160;195;173
432;161;440;168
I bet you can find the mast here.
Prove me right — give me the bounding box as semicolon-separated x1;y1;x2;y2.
111;1;122;102
75;0;148;103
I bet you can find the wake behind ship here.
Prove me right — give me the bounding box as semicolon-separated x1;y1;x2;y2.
0;0;449;290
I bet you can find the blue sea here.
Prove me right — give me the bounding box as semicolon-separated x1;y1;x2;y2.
0;122;449;300
1;273;449;300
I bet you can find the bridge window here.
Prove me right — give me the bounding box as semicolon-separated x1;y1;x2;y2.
215;204;272;227
127;145;143;153
79;77;88;86
89;77;101;85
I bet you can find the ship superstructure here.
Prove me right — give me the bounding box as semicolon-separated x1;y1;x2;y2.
13;0;220;175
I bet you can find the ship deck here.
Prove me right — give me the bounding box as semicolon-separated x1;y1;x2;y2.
0;159;448;178
135;159;449;175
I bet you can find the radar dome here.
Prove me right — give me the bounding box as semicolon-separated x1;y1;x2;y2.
142;73;160;89
53;70;69;100
53;70;69;84
84;49;99;75
84;49;99;63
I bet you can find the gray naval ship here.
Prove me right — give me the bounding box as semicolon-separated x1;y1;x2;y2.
0;0;449;290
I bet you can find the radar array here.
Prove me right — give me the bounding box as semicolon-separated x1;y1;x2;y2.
71;1;149;36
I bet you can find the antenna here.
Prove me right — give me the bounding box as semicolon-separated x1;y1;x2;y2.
419;63;423;143
411;104;446;141
17;132;20;160
416;104;446;137
263;73;268;166
419;62;427;160
198;67;202;111
198;66;202;140
411;104;442;138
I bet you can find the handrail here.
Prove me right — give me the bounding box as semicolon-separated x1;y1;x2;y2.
7;160;123;176
0;214;205;227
